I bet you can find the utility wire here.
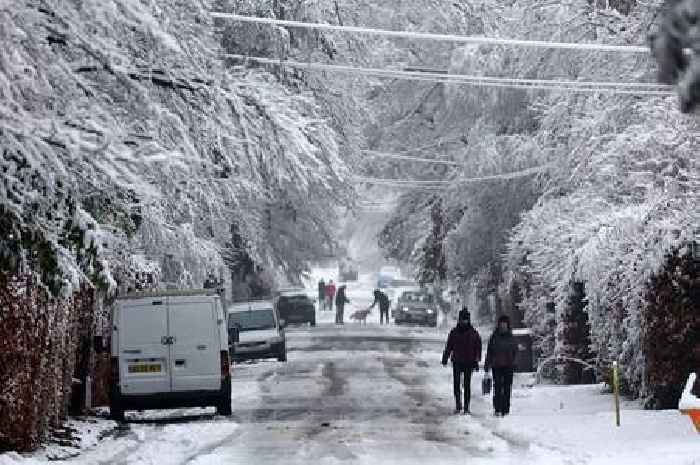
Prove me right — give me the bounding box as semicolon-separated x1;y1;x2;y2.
225;54;674;95
211;13;652;54
363;150;462;166
352;163;552;187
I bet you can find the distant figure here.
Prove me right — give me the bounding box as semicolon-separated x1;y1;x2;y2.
318;279;326;310
485;315;518;417
203;273;217;289
442;308;482;414
325;280;337;312
335;285;350;325
369;289;391;325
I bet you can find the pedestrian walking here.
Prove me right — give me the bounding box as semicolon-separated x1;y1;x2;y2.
318;279;326;310
369;289;391;325
335;285;350;325
325;280;336;312
442;308;482;414
485;315;518;417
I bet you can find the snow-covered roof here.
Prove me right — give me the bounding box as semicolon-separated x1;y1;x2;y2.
118;289;218;300
227;300;275;313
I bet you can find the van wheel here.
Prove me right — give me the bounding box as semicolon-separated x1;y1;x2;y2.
109;400;125;422
217;398;232;416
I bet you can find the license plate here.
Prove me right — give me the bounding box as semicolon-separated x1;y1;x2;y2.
128;363;162;374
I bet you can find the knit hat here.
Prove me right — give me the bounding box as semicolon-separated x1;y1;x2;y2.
498;315;510;324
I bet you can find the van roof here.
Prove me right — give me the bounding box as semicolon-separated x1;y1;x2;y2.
117;289;219;300
227;300;274;313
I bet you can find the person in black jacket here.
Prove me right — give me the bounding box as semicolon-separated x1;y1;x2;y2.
369;289;391;325
442;308;482;414
335;285;350;325
318;279;326;310
485;315;518;416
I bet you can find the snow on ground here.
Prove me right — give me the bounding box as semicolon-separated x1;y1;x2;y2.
2;269;698;465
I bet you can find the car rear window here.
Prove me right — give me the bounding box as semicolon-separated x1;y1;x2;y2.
399;292;434;303
228;309;276;331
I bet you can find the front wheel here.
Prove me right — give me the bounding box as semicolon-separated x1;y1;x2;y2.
109;394;125;422
217;398;232;416
217;381;232;416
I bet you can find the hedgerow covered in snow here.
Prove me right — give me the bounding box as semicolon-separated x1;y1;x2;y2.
368;0;699;405
1;0;354;449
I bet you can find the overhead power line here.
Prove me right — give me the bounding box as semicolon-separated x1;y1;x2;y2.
211;13;651;54
352;163;552;187
224;54;674;95
363;150;462;166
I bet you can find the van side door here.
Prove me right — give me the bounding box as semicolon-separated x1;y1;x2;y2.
118;297;171;395
168;296;221;392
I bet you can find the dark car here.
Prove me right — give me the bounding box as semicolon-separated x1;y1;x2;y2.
275;289;316;327
394;290;438;327
339;259;359;281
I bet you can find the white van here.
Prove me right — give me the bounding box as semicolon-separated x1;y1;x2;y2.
228;301;287;362
109;290;231;421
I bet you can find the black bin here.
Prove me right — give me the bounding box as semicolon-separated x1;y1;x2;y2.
512;328;534;373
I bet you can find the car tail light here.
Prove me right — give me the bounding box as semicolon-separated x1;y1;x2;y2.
110;356;120;386
220;351;231;379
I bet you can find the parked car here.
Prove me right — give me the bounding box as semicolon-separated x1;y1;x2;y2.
109;290;231;421
377;266;401;288
394;289;438;327
228;301;287;362
275;289;316;327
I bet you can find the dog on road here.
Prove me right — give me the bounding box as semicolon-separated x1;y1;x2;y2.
349;308;371;325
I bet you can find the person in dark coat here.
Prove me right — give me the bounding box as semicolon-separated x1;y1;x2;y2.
442;308;482;414
318;279;326;310
335;285;350;325
485;315;518;416
369;289;391;325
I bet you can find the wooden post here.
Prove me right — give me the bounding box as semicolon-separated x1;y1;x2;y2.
613;361;621;427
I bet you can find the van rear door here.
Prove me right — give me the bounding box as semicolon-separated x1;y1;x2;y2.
118;297;171;395
168;296;221;392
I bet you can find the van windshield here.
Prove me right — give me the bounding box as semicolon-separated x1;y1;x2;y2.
228;309;276;331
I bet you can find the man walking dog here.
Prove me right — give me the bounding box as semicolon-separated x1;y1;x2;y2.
442;308;482;414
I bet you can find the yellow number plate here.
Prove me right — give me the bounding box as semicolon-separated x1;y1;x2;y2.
128;363;162;374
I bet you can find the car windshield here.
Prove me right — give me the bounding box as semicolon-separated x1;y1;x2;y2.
280;295;309;303
400;292;433;303
228;309;276;331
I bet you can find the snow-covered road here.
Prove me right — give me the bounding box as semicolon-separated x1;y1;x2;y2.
84;323;572;465
2;271;698;465
3;322;699;465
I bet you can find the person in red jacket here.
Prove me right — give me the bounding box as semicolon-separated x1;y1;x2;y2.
325;280;337;312
442;308;482;414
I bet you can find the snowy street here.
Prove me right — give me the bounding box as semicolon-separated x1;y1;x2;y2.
4;313;698;465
